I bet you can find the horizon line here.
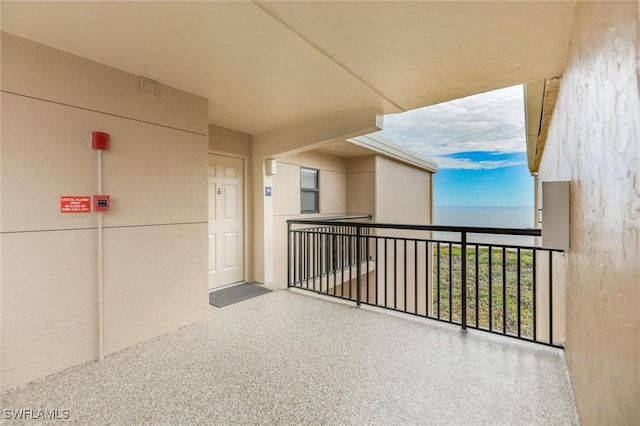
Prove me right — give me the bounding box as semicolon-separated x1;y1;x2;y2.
435;205;534;208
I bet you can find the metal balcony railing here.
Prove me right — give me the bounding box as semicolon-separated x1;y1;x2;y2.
287;216;565;348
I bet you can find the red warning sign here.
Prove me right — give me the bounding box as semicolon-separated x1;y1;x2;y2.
60;196;91;213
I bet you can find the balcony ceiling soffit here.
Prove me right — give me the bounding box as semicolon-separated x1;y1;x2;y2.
1;1;574;135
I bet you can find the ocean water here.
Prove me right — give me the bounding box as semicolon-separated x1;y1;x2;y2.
434;206;534;228
433;206;536;246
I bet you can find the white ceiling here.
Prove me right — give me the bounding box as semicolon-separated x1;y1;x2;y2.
1;1;575;136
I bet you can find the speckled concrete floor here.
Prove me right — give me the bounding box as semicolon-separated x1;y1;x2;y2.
1;290;578;425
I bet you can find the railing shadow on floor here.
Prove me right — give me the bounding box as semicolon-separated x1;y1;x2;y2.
287;215;565;348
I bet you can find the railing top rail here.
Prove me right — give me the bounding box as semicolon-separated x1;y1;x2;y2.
290;214;373;222
287;218;542;237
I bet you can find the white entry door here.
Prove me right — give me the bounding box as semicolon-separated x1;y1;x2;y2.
208;154;244;289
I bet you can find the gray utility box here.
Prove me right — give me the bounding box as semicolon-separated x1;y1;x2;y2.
542;181;570;251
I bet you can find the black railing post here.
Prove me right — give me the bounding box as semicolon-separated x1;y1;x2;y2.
356;225;362;306
287;222;292;288
549;250;554;346
461;231;467;331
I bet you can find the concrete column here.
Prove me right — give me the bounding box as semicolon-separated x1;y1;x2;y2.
252;159;274;284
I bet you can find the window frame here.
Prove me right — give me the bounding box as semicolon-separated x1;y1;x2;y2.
300;167;320;214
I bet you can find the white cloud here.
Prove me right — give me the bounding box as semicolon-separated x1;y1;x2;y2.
376;84;527;168
436;157;526;170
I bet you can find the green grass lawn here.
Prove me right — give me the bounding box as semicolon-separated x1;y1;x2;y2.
433;245;535;337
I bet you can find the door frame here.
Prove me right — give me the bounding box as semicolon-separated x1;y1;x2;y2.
208;151;248;288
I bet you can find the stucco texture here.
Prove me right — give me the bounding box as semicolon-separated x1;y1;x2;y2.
375;156;431;225
346;156;375;216
1;34;209;390
537;2;640;424
271;151;348;286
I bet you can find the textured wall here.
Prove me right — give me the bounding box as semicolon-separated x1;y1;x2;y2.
251;109;379;284
375;156;432;225
271;151;348;286
209;124;250;158
346;156;376;216
1;34;209;390
371;156;433;314
537;2;640;423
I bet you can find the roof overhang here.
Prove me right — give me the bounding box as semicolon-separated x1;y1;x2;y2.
312;135;438;173
524;78;561;174
313;140;378;160
346;135;438;173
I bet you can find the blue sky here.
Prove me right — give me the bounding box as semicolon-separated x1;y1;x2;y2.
376;85;533;207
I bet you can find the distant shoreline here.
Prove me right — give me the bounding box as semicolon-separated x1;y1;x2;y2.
433;206;536;244
435;205;534;209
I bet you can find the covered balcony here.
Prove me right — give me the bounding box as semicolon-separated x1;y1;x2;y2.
1;289;577;424
2;2;637;423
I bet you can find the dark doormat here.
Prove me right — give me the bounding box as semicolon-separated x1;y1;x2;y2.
209;283;272;308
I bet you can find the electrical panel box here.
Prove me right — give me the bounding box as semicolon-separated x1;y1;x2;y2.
542;181;570;251
94;195;110;212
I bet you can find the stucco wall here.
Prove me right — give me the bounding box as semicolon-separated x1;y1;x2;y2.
371;156;433;312
537;2;640;424
272;151;347;286
375;156;432;225
251;110;380;285
1;33;209;390
346;156;376;216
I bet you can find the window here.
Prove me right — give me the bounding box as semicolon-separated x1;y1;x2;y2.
300;167;319;214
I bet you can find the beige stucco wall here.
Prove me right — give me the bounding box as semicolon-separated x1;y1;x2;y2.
272;150;348;286
209;124;250;158
1;33;209;390
375;156;432;224
282;150;434;305
372;156;433;311
346;156;376;216
536;2;640;424
251;110;380;284
209;124;254;282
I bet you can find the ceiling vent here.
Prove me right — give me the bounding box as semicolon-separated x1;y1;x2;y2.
139;77;159;97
